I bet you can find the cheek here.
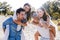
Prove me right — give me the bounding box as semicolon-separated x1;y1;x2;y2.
26;9;29;12
19;16;23;20
20;15;25;19
17;15;20;18
20;15;23;18
18;15;22;18
41;13;43;16
38;13;44;17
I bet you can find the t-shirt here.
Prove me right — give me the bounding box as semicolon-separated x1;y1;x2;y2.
23;23;37;40
37;26;50;38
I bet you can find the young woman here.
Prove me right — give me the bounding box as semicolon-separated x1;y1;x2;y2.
35;7;56;40
23;3;32;21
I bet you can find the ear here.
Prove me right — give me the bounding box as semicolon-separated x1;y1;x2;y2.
17;13;20;18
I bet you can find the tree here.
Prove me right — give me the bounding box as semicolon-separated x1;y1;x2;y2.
0;2;14;15
42;1;60;20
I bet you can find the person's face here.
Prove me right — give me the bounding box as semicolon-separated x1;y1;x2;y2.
37;9;44;18
23;5;30;12
33;17;39;23
17;11;25;20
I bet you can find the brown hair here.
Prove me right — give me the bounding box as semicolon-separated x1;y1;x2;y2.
24;3;31;21
39;7;50;21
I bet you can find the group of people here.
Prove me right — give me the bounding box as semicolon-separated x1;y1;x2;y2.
2;3;56;40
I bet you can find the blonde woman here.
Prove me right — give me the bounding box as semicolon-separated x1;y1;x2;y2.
35;7;56;40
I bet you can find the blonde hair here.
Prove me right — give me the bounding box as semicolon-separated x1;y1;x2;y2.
38;7;50;21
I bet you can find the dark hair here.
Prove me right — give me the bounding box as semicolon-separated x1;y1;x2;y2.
16;8;25;15
24;3;30;7
24;3;31;21
40;7;49;21
24;3;31;12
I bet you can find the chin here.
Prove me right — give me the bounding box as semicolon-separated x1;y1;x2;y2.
21;18;24;20
40;16;43;18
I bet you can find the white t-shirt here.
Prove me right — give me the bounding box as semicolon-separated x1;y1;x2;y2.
37;26;50;38
37;18;50;38
23;23;37;40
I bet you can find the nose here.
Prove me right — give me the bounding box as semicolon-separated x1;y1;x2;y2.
39;13;42;15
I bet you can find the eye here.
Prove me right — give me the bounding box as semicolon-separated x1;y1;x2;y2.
25;6;30;9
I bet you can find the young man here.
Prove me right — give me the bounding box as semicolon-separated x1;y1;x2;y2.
3;8;26;40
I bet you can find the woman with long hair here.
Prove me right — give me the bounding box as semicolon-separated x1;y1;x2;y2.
23;3;31;21
35;7;56;40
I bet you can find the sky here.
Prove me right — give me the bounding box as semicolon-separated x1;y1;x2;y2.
0;0;54;11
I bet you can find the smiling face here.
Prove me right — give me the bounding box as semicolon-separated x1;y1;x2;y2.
33;17;39;22
37;9;44;18
17;11;25;20
23;5;30;12
33;13;39;23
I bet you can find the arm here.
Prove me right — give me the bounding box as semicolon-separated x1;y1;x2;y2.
2;17;12;33
3;21;7;33
34;31;40;40
50;29;55;40
49;25;56;37
47;16;56;37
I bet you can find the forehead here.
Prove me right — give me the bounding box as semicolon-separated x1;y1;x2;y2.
37;9;44;12
18;11;25;15
24;5;30;8
33;13;38;17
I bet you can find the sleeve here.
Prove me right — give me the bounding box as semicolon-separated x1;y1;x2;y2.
3;21;7;29
2;17;12;29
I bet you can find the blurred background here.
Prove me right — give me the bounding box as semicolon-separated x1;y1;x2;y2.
0;0;60;40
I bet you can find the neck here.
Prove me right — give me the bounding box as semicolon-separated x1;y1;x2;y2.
32;20;39;25
39;17;42;19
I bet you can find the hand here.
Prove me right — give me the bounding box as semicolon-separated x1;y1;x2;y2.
39;20;50;28
39;21;43;27
21;23;27;27
13;20;27;26
13;20;21;25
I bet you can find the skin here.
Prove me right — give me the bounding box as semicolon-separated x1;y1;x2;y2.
35;31;40;40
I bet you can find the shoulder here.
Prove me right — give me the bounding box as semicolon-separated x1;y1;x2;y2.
3;17;13;25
